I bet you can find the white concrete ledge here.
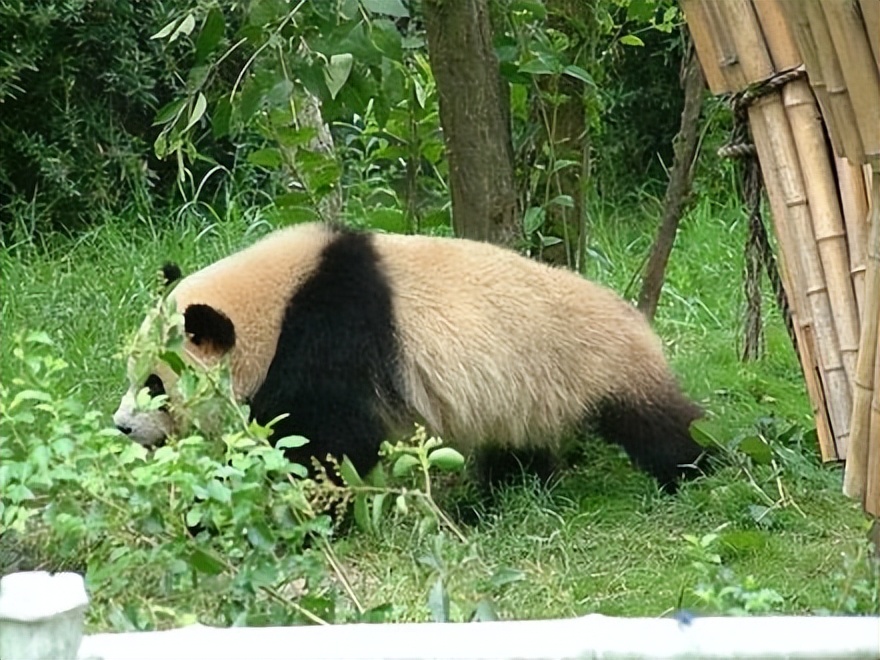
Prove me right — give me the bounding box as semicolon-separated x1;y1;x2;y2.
2;571;879;660
75;615;880;660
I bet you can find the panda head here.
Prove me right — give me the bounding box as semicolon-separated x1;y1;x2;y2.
113;265;237;446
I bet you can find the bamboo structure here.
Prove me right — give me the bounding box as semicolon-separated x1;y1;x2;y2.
681;0;880;518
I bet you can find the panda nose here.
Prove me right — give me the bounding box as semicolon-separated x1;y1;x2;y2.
116;424;132;435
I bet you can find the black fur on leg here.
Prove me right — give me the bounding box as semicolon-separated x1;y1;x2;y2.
596;384;706;493
474;445;560;493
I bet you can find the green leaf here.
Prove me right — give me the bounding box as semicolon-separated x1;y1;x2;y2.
206;480;231;504
324;53;354;100
370;493;387;532
171;14;196;43
519;56;560;76
246;521;275;550
562;65;594;86
392;454;420;478
418;515;438;537
160;351;186;375
188;548;225;575
738;436;773;465
274;126;318;149
550;158;579;174
195;8;225;63
10;389;52;409
248;0;287;26
427;577;450;623
620;34;645;47
626;0;655;23
150;17;181;40
748;504;775;527
184;93;207;131
275;435;309;449
339;456;365;487
371;19;404;62
353;494;371;532
247;148;283;168
549;194;574;208
471;599;499;622
489;567;526;589
523;206;546;234
25;331;53;346
7;484;35;503
153;98;186;126
363;0;409;17
427;447;465;472
212;97;232;138
689;421;722;449
395;494;409;515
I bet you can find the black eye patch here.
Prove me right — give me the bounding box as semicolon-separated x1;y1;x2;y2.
144;374;166;399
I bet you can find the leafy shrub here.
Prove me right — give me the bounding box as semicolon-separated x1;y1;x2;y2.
0;330;340;628
0;313;472;628
0;1;184;235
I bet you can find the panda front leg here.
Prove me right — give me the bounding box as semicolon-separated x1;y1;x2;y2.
473;443;561;493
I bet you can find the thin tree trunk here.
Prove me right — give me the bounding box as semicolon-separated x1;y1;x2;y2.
423;0;518;245
637;39;705;320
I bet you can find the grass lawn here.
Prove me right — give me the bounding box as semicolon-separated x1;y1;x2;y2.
1;194;877;627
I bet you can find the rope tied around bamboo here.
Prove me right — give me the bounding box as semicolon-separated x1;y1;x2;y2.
717;68;804;360
717;66;806;161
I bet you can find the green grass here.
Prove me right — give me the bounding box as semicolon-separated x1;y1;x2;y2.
1;196;877;626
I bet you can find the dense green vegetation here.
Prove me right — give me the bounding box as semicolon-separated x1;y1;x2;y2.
3;192;877;628
1;0;877;633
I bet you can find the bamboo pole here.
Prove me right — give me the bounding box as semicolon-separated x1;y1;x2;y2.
752;0;801;71
860;0;880;70
836;157;869;316
821;0;880;163
845;167;880;505
748;92;848;459
755;97;851;456
800;0;866;161
681;0;735;93
866;328;880;517
713;0;775;85
783;81;861;390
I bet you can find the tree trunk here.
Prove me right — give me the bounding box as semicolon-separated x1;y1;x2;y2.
637;39;705;320
423;0;518;245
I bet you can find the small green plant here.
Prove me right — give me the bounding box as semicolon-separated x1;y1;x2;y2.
683;529;784;615
319;425;468;543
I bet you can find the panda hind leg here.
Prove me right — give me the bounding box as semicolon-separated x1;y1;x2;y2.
596;385;707;493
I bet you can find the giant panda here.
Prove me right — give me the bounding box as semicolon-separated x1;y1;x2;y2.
113;222;706;492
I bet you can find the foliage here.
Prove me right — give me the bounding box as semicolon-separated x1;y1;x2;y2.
1;329;336;628
0;317;481;629
145;1;446;230
0;0;703;240
0;0;177;235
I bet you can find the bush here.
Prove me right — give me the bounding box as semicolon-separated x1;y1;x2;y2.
0;1;181;236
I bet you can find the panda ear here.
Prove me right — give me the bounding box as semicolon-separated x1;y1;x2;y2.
183;304;236;355
161;262;183;287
